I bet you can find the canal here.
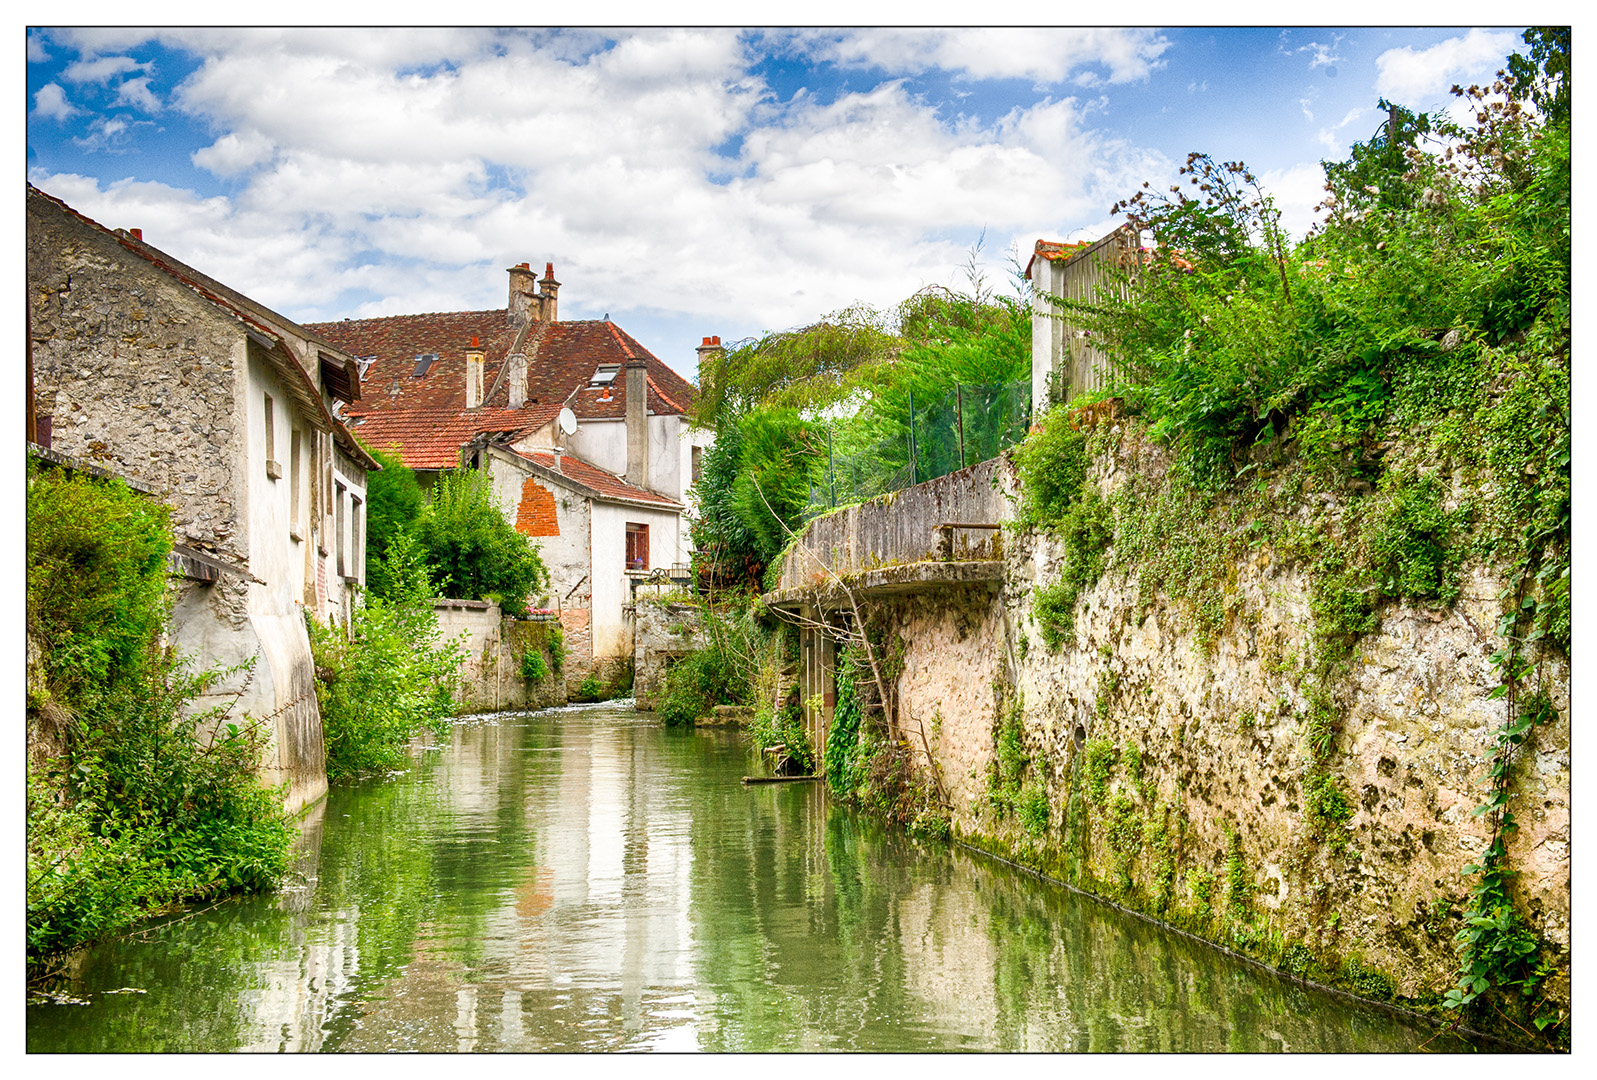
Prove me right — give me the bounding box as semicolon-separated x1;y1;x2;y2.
28;703;1465;1052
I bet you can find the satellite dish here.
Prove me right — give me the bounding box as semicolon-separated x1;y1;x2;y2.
557;407;578;436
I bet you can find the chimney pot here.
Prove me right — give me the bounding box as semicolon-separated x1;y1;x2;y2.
537;261;561;323
130;228;142;241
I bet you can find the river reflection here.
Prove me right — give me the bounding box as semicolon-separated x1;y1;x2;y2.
27;703;1464;1052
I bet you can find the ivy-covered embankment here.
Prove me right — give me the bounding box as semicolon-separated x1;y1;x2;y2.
961;68;1569;1048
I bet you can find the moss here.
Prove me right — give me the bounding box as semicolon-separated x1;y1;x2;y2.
1081;738;1117;804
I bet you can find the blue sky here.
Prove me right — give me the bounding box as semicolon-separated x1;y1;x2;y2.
26;24;1537;380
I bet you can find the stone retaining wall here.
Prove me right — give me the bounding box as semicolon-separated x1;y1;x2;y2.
434;600;567;712
632;600;705;710
771;432;1570;1032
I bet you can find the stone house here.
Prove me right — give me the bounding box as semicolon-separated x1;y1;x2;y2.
27;183;377;814
306;265;715;688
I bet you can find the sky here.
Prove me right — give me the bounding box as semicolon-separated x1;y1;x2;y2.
25;21;1542;381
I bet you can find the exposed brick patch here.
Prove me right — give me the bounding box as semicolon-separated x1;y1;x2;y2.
515;478;560;537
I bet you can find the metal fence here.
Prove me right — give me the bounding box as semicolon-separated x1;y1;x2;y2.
804;379;1031;518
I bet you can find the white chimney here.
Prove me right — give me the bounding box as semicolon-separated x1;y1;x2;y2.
625;360;649;489
465;346;485;409
508;352;528;409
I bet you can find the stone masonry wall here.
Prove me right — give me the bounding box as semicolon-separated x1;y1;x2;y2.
28;190;248;564
779;429;1570;1026
633;600;706;710
434;601;567;713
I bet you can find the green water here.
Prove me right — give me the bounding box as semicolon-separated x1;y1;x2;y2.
27;703;1465;1052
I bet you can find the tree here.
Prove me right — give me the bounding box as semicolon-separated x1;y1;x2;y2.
412;468;548;617
361;442;425;601
1507;27;1570;127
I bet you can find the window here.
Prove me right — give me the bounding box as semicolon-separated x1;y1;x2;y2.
335;481;347;577
412;353;438;377
590;365;620;387
289;428;303;539
264;394;281;479
351;495;364;581
625;523;649;571
691;445;703;486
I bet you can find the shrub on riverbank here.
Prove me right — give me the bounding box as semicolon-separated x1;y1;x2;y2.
310;532;467;779
26;461;294;972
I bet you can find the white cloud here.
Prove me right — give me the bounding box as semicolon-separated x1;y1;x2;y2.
61;54;149;84
1315;107;1370;154
32;83;80;122
191;130;275;176
1260;162;1330;240
790;28;1171;85
28;30;50;63
28;27;1183;359
114;76;163;114
1375;28;1519;109
1289;35;1345;70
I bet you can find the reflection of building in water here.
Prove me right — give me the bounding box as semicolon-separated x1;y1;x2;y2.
230;716;704;1051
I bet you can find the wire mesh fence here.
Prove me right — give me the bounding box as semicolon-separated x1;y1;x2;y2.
804;379;1031;519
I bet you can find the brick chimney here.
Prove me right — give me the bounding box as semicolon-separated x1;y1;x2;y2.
538;262;560;323
695;334;724;386
465;339;485;409
625;360;649;489
507;352;528;409
508;262;538;327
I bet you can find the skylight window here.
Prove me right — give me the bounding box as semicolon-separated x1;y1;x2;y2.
359;355;377;377
412;353;438;377
590;365;620;386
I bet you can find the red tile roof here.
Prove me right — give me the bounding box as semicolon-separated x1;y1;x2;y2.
1024;226;1138;279
306;312;697;418
307;307;700;471
347;404;560;470
510;449;682;510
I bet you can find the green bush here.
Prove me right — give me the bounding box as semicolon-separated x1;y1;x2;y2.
546;624;566;673
654;647;745;727
1010;405;1091;527
413;467;548;618
748;703;814;774
310;532;467;779
824;647;865;795
572;672;603;703
26;460;294;970
27;462;172;711
362;443;426;601
521;649;549;684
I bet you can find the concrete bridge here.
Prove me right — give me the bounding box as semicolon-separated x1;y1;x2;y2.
761;457;1014;762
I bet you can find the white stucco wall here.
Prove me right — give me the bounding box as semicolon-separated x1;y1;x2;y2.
567;418;627;478
589;500;681;660
483;447;591;610
676;423;713;565
1030;256;1066;413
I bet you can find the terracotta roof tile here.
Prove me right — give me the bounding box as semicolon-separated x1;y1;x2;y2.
346;404;560;470
304;313;698;420
511;449;681;509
